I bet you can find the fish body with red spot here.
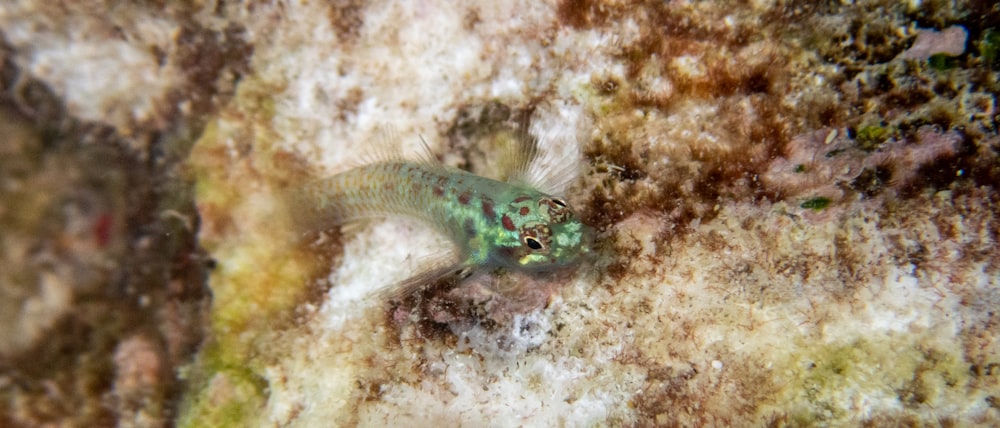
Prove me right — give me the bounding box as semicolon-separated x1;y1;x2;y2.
296;160;589;271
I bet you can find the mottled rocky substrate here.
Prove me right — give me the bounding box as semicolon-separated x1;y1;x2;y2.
2;1;998;426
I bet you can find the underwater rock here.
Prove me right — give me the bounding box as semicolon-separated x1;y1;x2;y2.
2;1;998;426
900;25;969;60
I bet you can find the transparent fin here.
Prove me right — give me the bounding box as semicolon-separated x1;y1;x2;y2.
374;255;472;303
495;120;540;184
416;135;440;164
338;218;377;235
499;120;581;196
349;125;407;167
352;125;441;167
522;124;583;195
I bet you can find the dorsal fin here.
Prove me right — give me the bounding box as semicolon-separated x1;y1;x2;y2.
500;120;581;196
416;134;441;164
496;119;540;185
352;125;441;168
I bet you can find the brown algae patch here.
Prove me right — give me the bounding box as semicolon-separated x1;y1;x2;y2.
0;82;208;426
565;0;1000;409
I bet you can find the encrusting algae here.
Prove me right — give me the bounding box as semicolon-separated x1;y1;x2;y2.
6;1;999;426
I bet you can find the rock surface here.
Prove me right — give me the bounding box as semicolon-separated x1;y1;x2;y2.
2;1;998;426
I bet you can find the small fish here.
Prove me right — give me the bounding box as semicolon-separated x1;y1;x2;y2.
293;133;590;295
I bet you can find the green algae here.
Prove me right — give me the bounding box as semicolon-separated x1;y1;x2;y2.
800;197;831;211
176;370;267;428
775;337;972;425
979;28;1000;69
855;125;890;151
177;79;327;427
927;53;960;70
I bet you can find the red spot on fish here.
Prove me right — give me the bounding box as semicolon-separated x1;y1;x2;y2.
502;214;516;231
458;192;472;205
513;196;532;203
481;199;496;220
433;177;447;196
519;206;530;215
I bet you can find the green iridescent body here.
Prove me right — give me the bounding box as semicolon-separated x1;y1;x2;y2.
297;160;588;272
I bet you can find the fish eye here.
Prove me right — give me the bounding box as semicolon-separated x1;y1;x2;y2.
550;198;567;207
524;236;544;250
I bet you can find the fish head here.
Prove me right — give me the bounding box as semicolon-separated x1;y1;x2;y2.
493;192;591;271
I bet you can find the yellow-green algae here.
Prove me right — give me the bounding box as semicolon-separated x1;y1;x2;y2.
855;125;891;152
772;336;972;425
178;79;326;427
978;28;1000;69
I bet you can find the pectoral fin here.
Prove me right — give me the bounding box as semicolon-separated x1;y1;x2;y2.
375;260;473;303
